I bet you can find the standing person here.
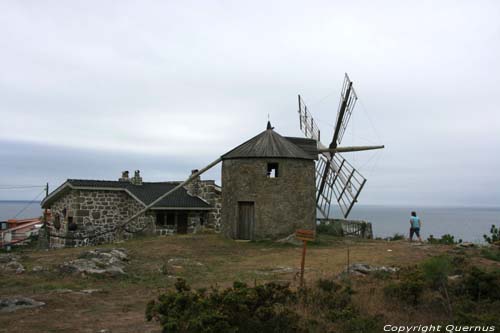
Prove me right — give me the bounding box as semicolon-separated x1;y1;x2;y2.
409;211;422;242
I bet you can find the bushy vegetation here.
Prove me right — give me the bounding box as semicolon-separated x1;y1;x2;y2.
481;225;500;262
384;254;500;325
483;224;500;244
387;233;405;241
384;266;425;305
427;234;462;245
146;278;382;333
316;222;344;236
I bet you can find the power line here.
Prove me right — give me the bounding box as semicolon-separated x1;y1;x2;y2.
12;189;46;219
0;185;46;190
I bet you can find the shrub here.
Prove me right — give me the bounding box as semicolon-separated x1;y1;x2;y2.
483;225;500;244
421;255;452;289
388;233;405;241
458;267;500;302
384;267;425;305
316;222;344;236
427;234;462;245
146;279;302;333
481;248;500;262
147;278;383;332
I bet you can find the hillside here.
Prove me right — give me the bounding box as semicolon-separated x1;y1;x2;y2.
1;234;499;332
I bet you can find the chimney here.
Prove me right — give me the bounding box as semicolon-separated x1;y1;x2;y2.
131;170;143;185
186;169;201;196
119;170;130;182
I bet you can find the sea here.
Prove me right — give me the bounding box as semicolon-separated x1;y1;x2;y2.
344;205;500;243
1;201;498;243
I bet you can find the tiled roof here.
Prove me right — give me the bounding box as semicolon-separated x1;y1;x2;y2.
222;123;318;160
42;179;212;209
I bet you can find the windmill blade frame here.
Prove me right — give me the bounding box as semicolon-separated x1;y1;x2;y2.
315;148;367;218
297;73;379;219
329;152;366;218
298;94;321;142
332;73;358;146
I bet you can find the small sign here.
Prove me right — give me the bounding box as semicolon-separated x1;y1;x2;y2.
295;229;315;242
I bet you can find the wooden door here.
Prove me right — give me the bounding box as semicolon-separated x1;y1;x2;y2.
237;202;254;240
177;213;188;234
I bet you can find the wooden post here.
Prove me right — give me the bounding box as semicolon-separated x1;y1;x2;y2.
300;240;307;287
296;229;315;288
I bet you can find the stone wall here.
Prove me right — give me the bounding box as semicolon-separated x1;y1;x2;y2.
47;189;153;248
185;177;222;231
221;158;316;240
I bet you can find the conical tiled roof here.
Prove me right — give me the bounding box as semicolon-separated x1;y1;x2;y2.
222;122;317;160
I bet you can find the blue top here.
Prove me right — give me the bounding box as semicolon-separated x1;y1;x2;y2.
410;216;421;228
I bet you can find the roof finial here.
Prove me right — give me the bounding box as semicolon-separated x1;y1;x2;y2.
266;120;274;130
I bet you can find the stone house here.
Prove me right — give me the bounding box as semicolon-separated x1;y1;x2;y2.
41;170;221;248
220;122;318;240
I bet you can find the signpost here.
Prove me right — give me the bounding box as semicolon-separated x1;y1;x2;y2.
295;229;315;287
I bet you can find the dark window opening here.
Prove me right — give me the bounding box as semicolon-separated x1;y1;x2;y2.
166;213;176;226
54;214;61;230
156;212;177;228
67;216;77;231
267;163;279;178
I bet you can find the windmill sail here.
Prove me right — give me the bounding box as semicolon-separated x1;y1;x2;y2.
315;146;366;218
298;95;321;142
334;73;358;145
298;74;379;219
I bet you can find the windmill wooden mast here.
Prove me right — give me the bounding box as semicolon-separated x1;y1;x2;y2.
298;73;384;219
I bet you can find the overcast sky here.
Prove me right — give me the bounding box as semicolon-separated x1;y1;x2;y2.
1;0;499;209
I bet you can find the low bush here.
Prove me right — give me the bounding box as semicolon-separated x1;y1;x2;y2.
427;234;462;245
384;267;425;305
457;267;500;302
483;224;500;244
316;222;344;236
481;248;500;262
147;278;383;332
388;233;405;241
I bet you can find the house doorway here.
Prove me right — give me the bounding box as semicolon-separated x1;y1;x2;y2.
237;202;254;240
176;213;188;234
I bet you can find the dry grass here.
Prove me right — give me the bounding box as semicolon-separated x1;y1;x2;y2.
0;234;487;332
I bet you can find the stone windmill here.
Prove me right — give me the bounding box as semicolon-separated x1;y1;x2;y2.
117;74;383;239
297;73;384;219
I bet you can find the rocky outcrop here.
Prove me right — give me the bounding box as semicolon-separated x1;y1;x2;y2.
0;297;45;313
0;254;25;274
59;248;129;276
342;263;399;276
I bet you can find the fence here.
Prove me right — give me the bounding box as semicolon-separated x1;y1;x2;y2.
316;218;373;239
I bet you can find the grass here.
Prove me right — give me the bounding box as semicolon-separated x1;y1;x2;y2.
0;233;497;332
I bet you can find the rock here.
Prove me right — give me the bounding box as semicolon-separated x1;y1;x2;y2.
456;242;475;248
276;233;302;246
31;265;44;272
448;275;462;281
53;289;74;294
0;297;45;313
60;248;128;276
255;266;301;275
0;254;25;274
0;254;19;264
80;289;103;295
342;263;399;276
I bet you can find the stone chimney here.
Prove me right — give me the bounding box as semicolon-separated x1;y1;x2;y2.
119;170;130;182
186;169;201;196
131;170;143;185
